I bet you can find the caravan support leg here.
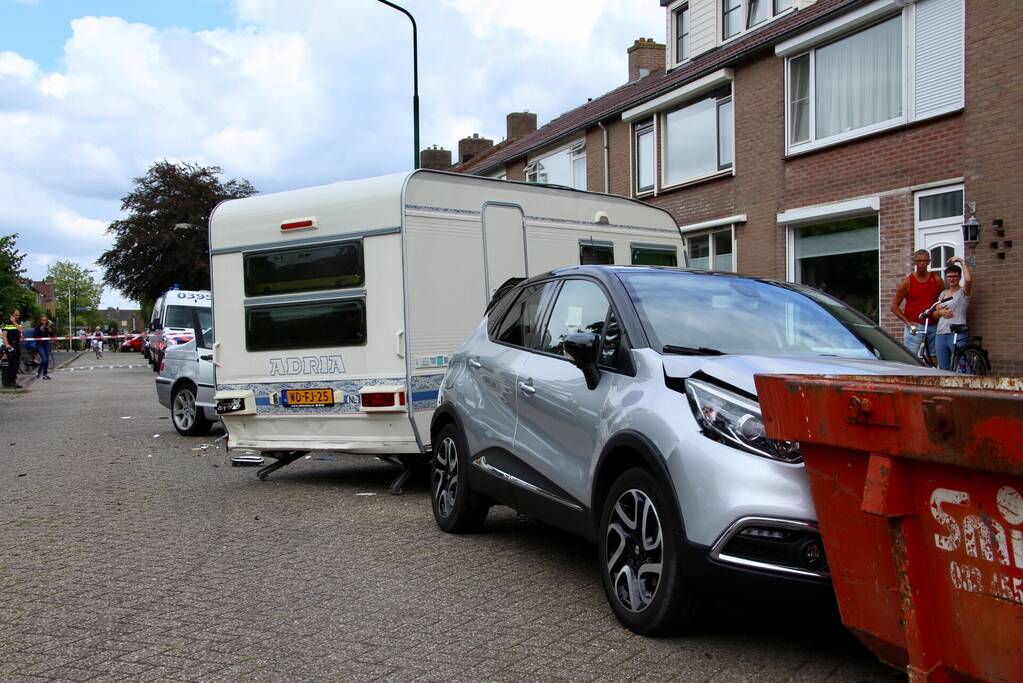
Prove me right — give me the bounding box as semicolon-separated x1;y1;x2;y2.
256;451;308;481
385;455;423;496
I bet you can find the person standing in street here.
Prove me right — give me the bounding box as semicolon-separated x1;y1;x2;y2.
890;249;944;356
935;257;974;370
34;315;54;380
2;308;24;388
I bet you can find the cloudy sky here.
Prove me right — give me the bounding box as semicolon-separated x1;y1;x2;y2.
1;0;664;308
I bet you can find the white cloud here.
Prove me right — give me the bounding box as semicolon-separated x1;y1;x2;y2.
5;0;665;307
50;207;109;242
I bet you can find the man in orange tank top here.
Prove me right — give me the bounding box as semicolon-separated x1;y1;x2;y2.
890;249;944;356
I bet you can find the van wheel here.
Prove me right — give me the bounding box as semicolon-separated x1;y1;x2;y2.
598;467;698;635
431;423;488;533
172;384;211;436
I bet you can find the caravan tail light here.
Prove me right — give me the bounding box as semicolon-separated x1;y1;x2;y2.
281;217;317;232
359;386;407;412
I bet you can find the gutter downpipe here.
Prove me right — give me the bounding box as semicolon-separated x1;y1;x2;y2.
597;120;610;194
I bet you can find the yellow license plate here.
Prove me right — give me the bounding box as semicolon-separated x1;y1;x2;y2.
282;388;334;407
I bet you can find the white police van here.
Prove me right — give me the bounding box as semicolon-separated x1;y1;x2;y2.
146;288;212;371
210;170;683;488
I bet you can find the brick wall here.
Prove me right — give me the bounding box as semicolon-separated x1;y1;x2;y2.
963;0;1023;375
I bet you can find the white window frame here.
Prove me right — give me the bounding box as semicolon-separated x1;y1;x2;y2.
633;118;656;196
721;0;795;44
684;225;736;272
525;138;587;189
659;85;735;190
672;2;690;64
783;9;910;155
914;183;964;277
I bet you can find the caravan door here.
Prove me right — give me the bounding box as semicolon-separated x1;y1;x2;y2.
483;203;527;297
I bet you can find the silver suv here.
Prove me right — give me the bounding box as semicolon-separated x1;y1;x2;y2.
430;266;940;635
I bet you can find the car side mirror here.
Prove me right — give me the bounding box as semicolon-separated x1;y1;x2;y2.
563;332;601;390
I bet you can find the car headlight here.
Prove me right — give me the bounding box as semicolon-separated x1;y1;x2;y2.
685;378;801;463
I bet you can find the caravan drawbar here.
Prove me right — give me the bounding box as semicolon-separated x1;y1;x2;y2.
210;170;683;486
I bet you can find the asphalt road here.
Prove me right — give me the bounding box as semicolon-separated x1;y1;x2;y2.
0;351;905;682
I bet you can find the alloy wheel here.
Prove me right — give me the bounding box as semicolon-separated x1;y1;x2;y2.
605;488;663;613
173;389;197;431
433;436;458;518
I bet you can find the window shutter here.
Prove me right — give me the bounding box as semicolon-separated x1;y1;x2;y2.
914;0;964;120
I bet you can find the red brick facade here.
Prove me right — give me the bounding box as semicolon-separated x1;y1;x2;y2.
458;0;1019;374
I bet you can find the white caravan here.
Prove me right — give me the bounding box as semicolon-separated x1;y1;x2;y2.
210;170;683;487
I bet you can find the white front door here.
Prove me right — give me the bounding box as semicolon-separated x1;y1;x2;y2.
915;185;964;278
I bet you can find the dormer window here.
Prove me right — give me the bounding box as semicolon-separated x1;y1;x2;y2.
674;4;690;63
723;0;793;41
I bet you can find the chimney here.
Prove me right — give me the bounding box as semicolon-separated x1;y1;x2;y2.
627;38;665;82
506;111;537;142
458;133;494;164
420;145;452;171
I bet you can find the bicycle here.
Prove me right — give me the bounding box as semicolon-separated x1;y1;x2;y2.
91;337;103;359
915;300;990;375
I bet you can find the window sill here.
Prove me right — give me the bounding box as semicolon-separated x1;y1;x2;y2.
784;108;963;158
660;168;733;192
634;188;656;199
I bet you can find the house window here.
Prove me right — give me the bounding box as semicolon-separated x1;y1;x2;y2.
787;15;903;148
747;0;770;28
915;185;964;279
723;0;742;39
571;144;587;190
580;242;614;265
792;215;879;322
663;87;733;186
724;0;791;40
686;228;733;271
525;141;586;189
634;119;654;193
674;4;690;62
632;244;678;267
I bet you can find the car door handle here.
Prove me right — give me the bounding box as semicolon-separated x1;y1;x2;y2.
199;354;212;361
518;380;536;396
468;358;482;370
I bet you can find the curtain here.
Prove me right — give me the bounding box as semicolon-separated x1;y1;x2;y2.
815;15;902;139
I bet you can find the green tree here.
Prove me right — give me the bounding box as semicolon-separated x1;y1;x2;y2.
98;161;257;305
0;233;40;319
47;261;102;335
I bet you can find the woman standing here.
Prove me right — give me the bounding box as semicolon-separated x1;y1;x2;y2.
34;315;54;379
935;256;973;370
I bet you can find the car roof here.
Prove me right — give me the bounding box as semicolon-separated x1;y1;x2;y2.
524;264;786;289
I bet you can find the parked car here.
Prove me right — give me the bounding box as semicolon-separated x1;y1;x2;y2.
120;333;144;353
429;265;943;635
155;311;217;436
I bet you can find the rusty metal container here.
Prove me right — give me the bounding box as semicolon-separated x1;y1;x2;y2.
755;375;1023;683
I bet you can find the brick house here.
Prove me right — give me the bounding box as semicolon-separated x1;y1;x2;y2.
443;0;1020;374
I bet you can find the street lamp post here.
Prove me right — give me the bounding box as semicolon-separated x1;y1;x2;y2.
374;0;420;169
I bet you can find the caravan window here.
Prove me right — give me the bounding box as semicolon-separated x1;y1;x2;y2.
245;300;366;352
244;241;364;296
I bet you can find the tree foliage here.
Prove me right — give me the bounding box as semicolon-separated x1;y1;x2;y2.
0;233;41;319
47;261;103;333
98;161;257;305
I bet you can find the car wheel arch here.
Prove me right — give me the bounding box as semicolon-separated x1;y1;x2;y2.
430;405;466;452
591;431;684;536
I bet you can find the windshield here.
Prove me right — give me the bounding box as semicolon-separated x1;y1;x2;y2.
620;271;917;363
164;305;196;329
